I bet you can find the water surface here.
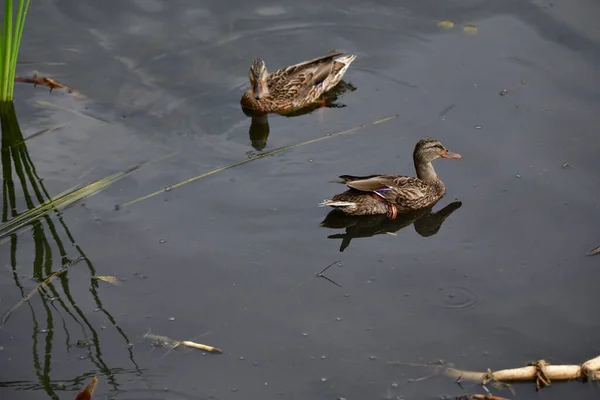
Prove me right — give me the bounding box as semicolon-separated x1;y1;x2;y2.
1;1;600;399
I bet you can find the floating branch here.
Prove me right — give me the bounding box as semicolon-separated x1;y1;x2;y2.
396;355;600;391
456;396;510;400
15;72;82;96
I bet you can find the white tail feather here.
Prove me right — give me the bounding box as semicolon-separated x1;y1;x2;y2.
317;54;357;95
319;200;357;208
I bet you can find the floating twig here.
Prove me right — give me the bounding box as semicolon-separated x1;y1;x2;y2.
290;260;343;295
142;331;222;354
316;260;342;288
75;377;98;400
499;80;526;98
587;244;600;256
15;72;80;96
456;395;510;400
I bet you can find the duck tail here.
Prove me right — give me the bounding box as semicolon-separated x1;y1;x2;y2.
333;54;357;79
319;199;357;208
335;54;357;66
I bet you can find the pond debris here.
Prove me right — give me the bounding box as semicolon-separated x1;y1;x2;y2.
290;260;343;294
92;275;121;286
74;376;98;400
142;330;222;354
463;24;478;35
438;20;455;29
395;354;600;391
15;72;82;97
498;80;526;98
316;260;342;287
587;244;600;256
456;396;509;400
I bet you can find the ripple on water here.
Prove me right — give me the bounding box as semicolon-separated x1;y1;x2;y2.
430;285;480;311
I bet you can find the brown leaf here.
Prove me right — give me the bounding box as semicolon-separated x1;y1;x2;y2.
75;377;98;400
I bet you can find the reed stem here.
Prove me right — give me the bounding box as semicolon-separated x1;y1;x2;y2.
0;0;31;101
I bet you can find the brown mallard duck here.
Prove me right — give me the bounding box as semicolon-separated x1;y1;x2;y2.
319;138;462;217
240;51;357;114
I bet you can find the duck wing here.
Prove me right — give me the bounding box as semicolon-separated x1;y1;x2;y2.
346;175;428;203
333;174;383;184
267;51;351;105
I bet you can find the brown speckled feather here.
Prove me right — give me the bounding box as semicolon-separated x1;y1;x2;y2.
335;174;445;213
241;51;357;114
320;137;462;216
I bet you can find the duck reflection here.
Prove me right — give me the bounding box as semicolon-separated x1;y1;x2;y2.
242;81;356;151
320;201;463;252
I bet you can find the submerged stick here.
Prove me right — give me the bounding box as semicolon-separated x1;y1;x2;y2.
75;377;98;400
121;114;398;207
456;396;510;400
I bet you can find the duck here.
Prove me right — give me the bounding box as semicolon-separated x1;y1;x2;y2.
240;51;357;114
319;138;462;218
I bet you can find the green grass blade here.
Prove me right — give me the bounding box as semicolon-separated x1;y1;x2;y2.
8;0;30;99
0;164;141;240
1;0;14;100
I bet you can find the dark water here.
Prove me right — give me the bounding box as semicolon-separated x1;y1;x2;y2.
1;0;600;399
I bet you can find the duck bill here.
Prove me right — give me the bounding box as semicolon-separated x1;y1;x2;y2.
253;79;265;100
440;150;462;159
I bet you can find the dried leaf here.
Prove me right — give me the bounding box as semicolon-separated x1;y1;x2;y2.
463;24;478;35
437;20;455;30
93;276;121;286
75;377;98;400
